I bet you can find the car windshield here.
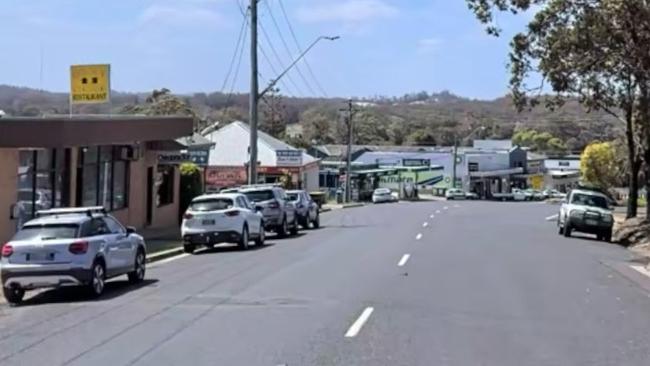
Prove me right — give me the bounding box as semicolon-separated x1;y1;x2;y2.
375;189;390;194
243;190;275;202
12;224;79;241
571;193;609;209
190;198;234;212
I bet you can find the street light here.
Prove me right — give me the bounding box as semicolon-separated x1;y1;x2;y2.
259;35;340;98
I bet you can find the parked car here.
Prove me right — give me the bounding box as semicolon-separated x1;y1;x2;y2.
372;188;396;203
286;190;320;229
1;207;146;305
558;188;614;242
238;185;299;237
445;188;466;200
465;191;479;200
543;188;566;200
181;193;264;253
524;189;545;201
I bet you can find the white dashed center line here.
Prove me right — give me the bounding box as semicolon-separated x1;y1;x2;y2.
416;233;423;240
398;254;411;267
423;222;429;228
430;214;435;219
345;307;374;338
545;214;559;221
443;206;449;210
435;210;441;214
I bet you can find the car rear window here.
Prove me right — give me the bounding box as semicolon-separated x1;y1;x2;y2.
571;193;609;209
190;198;234;212
287;193;299;201
243;190;275;202
375;189;390;194
12;224;79;241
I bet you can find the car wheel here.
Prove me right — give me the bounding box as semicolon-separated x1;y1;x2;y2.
183;243;196;254
604;230;613;243
239;225;249;250
300;216;310;230
290;217;299;236
255;224;265;246
563;223;572;238
312;213;320;229
3;285;25;305
87;261;106;298
128;248;146;284
277;216;288;237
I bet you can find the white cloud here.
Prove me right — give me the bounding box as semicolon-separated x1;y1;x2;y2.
417;37;442;54
139;3;226;29
297;0;398;25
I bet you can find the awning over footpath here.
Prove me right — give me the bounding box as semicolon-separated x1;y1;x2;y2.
0;116;193;148
469;167;524;178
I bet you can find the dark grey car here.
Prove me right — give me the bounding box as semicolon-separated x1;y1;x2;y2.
287;190;320;229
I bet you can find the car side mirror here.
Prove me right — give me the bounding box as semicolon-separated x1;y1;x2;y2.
126;226;137;235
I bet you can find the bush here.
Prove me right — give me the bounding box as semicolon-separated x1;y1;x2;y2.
179;163;203;222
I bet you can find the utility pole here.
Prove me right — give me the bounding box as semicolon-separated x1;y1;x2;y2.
452;136;458;189
341;99;357;203
248;0;259;185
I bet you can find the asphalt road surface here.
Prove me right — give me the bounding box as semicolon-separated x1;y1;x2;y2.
2;201;650;365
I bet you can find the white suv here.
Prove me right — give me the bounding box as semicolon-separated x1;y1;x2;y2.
1;207;147;305
558;188;614;242
181;193;264;253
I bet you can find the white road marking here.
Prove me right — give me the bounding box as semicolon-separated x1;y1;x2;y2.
435;210;441;214
398;254;411;267
430;214;435;219
443;206;449;210
345;307;374;338
149;253;190;268
423;222;429;228
631;265;650;278
416;233;423;240
453;204;460;208
546;214;559;221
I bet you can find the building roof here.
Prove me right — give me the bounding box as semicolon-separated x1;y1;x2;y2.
176;133;215;150
0;115;193;148
204;121;317;166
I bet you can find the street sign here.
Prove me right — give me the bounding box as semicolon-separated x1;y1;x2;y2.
188;150;210;167
403;158;430;167
158;152;191;165
276;150;303;166
70;64;111;104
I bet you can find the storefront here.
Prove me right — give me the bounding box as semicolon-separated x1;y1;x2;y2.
0;116;193;242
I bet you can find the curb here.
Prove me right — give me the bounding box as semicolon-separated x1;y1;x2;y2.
343;203;364;209
319;208;332;213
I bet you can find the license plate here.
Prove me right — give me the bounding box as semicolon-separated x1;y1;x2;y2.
202;219;215;226
585;219;598;226
27;252;53;261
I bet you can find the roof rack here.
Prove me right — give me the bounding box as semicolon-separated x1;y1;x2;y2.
36;206;107;218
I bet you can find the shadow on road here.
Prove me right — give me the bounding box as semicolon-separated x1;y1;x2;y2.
18;279;159;307
194;242;276;255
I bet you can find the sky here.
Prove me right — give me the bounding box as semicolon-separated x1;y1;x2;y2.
0;0;534;100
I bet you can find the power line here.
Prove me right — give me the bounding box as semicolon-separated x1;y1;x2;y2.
263;0;319;97
258;20;305;95
277;0;329;97
258;43;296;96
220;11;249;95
226;18;249;104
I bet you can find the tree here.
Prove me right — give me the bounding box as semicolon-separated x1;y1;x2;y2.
301;107;335;144
580;142;619;189
466;0;650;218
260;89;287;139
179;163;203;222
121;88;206;129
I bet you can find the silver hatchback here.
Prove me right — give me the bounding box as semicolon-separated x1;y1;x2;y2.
1;207;147;304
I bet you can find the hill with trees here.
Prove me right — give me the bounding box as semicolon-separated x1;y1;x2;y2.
0;84;620;152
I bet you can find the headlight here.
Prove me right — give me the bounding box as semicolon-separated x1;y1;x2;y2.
570;210;584;217
602;214;613;223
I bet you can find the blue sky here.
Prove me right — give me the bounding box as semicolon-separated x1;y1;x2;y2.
0;0;533;100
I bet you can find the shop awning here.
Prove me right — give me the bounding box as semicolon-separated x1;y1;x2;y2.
0;116;193;148
351;168;398;176
469;167;524;178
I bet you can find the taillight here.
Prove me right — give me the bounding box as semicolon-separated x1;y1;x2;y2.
183;212;194;220
68;241;89;255
225;210;240;217
268;201;280;209
1;243;13;257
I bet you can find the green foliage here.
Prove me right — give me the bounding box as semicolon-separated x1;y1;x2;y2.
512;129;567;153
179;163;203;220
580;142;618;189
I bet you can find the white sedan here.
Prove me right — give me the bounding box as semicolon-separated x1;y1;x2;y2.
181;193;264;253
372;188;396;203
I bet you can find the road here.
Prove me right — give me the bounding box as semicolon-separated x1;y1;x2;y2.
2;201;650;365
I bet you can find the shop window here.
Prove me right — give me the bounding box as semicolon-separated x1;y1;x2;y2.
157;166;175;207
78;146;129;211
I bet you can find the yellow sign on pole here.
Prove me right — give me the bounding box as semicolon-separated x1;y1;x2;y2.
70;64;111;104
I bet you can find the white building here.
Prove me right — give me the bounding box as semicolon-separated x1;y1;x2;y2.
203;121;320;191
